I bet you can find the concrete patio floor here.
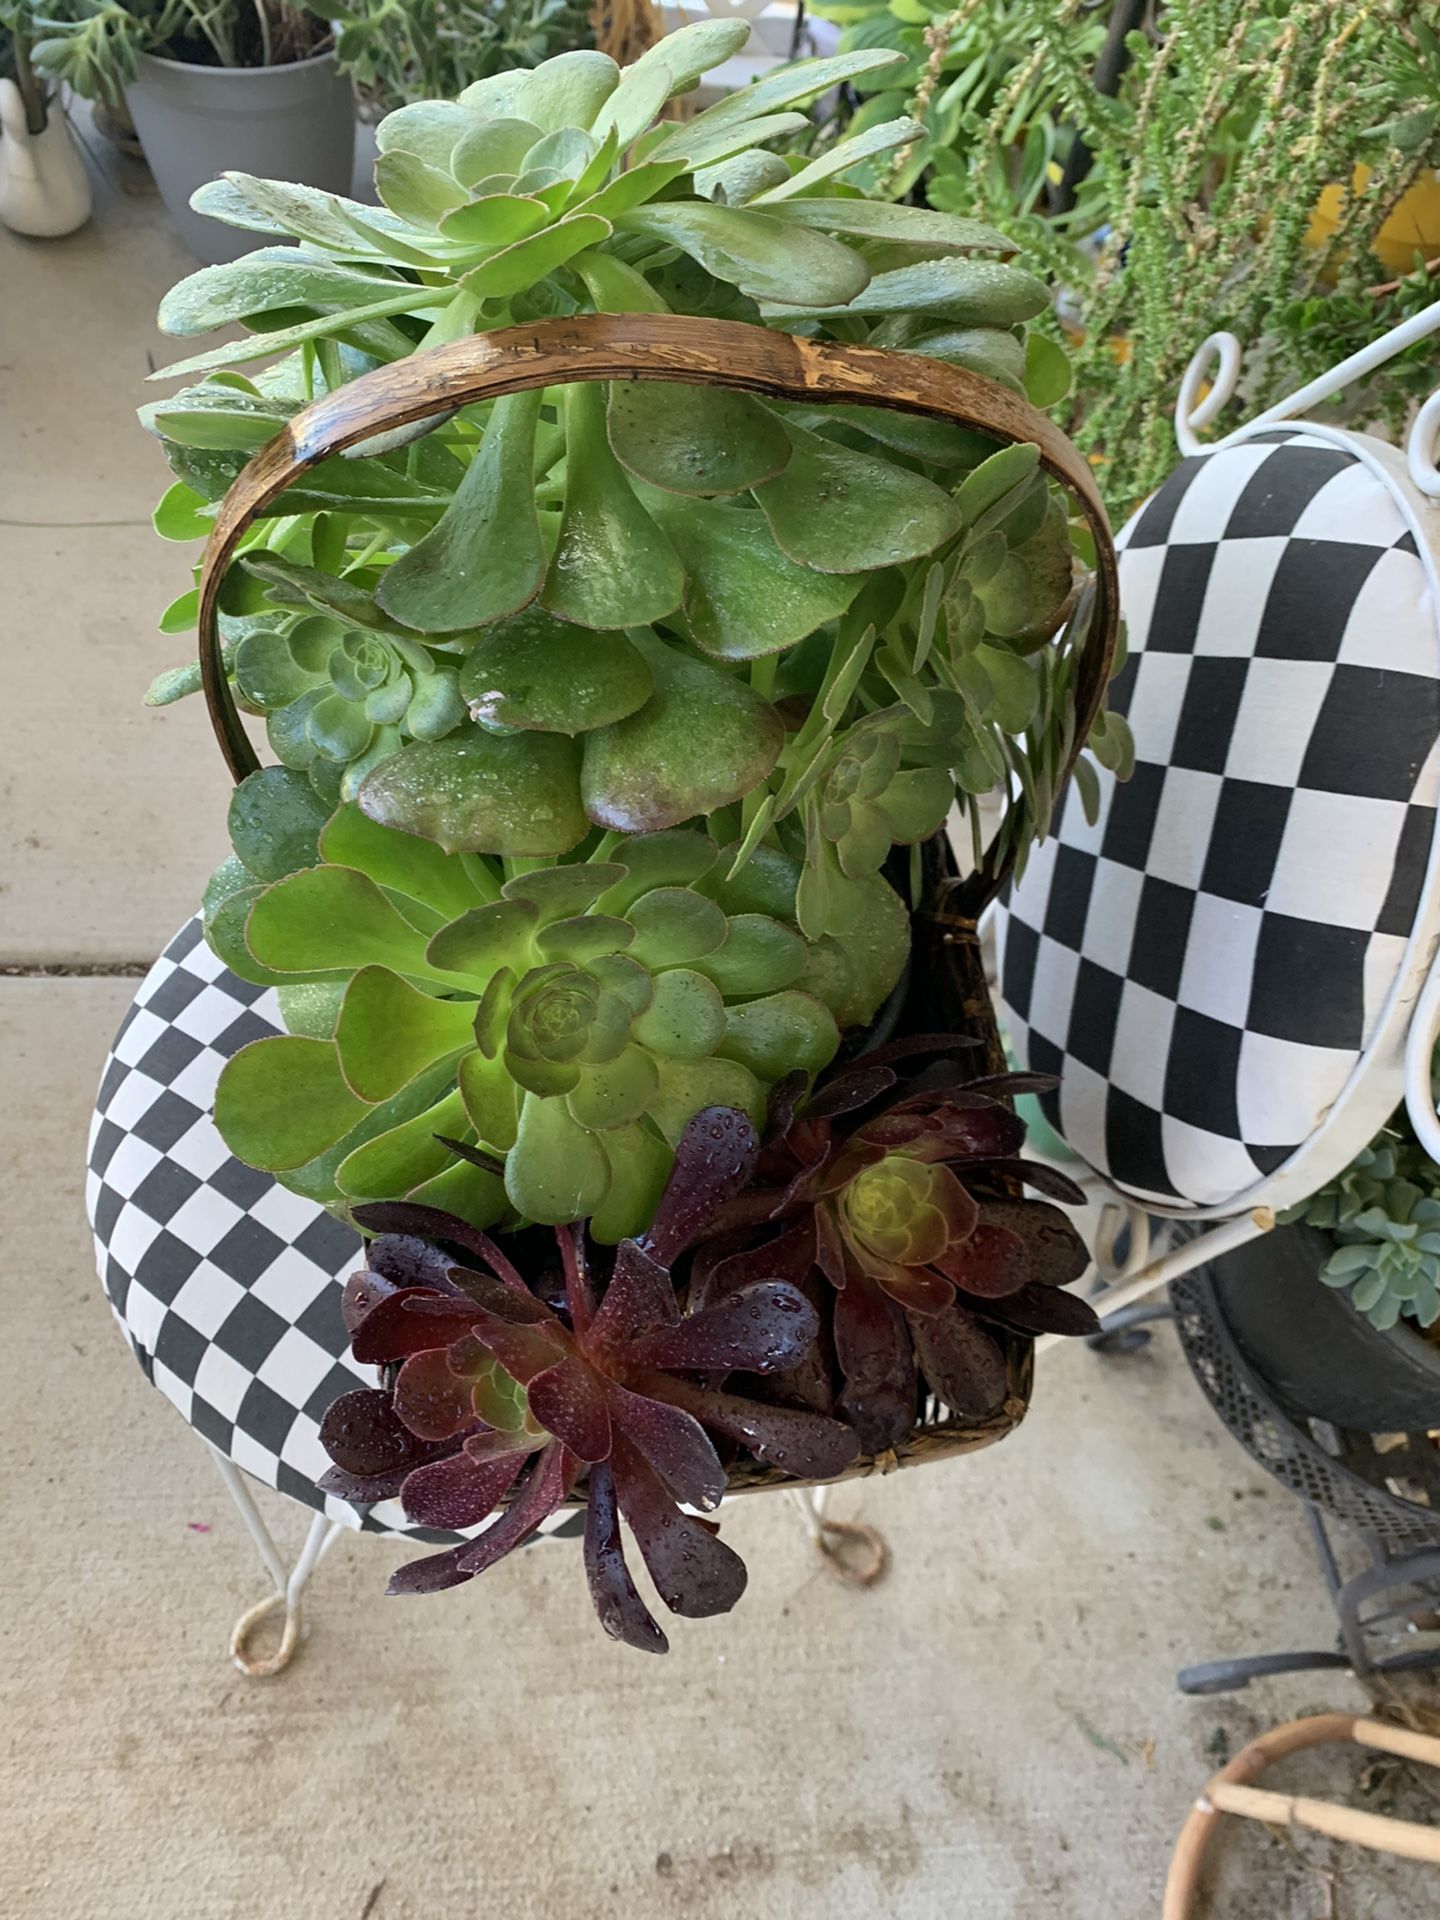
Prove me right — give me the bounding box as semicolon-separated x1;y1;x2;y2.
3;141;1439;1920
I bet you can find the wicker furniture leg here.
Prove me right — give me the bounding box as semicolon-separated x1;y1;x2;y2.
1164;1713;1440;1918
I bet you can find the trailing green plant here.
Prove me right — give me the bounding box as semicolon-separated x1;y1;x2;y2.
1283;1122;1440;1334
30;0;329;101
326;0;594;110
1;1;50;131
142;27;1114;1234
820;0;1440;518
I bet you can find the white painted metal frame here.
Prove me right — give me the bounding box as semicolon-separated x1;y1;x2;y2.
207;1446;347;1676
1033;301;1440;1349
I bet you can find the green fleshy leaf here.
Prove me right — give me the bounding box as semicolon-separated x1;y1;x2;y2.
506;1090;612;1222
648;1056;766;1144
234;630;326;711
450;117;544;190
307;692;375;762
214;1036;370;1172
334;967;475;1102
649;112;812;173
765;198;1015;253
753;117;920;199
692;914;807;997
580;632;784;832
376;100;479;168
458;212;612;298
375;149;467;225
437;194;551;247
377;390;546;634
818;403;998;468
972;645;1039;732
245;864;462;983
618;202;869;307
593;832;720;914
590;56;672;150
907;327;1027;391
718;990;839;1081
956;442;1040;525
148;287;453;381
753;422;960;574
645;491;861;660
334;1087;470;1199
700;843;800;919
648;50;904;152
425;897;538;976
590;1124;674;1243
507;50;620;134
796;871;910;1025
502;861;628;922
762;256;1048;326
157;251;407;336
535;913;635;963
1024;333;1073;409
458;608;653;734
458;1047;520;1150
403;668;467;740
203;857;321;989
360;729;588;856
570;247;670;315
626;887;728;967
606;382;790;497
541;383;684;628
621;18;750;103
694;151;791;205
628;967;727;1058
403;1156;508;1229
227;766;330;882
567;1046;661;1130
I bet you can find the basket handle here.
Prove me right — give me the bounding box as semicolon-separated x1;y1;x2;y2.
196;312;1118;911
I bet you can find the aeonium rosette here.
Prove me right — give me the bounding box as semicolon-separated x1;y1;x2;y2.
690;1036;1098;1451
319;1110;859;1651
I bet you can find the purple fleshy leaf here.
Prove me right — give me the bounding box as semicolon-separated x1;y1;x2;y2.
971;1157;1089;1207
706;1219;816;1295
849;1031;981;1073
607;1382;727;1512
525;1355;612;1463
867;1103;1027;1164
317;1461;423;1503
832;1275;916;1454
401;1445;528;1530
936;1222;1030;1300
350;1289;482;1365
860;1255;956;1316
462;1303;566;1384
802;1065;897;1120
584;1460;667;1654
658;1377;859;1480
624;1283;818;1375
961;1071;1060;1098
366;1234;471;1294
558;1222;596;1334
764;1070;809;1143
641;1107;759;1265
353;1201;530;1294
588;1240;681;1351
341;1269;404;1335
611;1434;747;1619
320;1387;444;1477
979;1199;1088;1288
434;1133;506;1178
907;1303;1009;1418
972;1280;1100;1338
455;1442;577;1575
393;1348;479;1442
445;1264;551;1321
387;1540;479;1595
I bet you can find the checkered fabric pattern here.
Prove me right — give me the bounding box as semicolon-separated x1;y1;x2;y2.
86;916;583;1548
998;428;1440;1211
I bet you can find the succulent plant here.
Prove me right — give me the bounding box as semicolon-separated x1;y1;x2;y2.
208;782;859;1238
319;1110;859;1649
689;1037;1096;1450
1286;1133;1440;1333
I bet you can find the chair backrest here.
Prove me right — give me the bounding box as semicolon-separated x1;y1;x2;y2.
997;422;1440;1220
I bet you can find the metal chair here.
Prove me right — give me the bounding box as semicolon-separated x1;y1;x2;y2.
994;303;1440;1335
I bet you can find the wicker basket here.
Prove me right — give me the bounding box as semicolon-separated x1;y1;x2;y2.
193;313;1120;1485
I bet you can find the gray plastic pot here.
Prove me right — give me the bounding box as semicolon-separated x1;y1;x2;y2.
125;47;355;264
1208;1221;1440;1432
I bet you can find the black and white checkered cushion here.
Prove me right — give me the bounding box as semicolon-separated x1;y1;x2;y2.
87;917;582;1547
998;427;1440;1212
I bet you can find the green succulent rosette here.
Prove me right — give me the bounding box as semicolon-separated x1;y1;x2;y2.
205;777;907;1239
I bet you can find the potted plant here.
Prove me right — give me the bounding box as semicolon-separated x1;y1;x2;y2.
139;26;1122;1646
1208;1112;1440;1434
30;0;354;262
0;1;90;233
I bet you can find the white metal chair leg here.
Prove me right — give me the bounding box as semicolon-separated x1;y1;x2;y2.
1037;1205;1277;1357
208;1447;347;1677
786;1483;889;1587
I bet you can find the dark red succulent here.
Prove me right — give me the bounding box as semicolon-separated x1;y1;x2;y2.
689;1036;1096;1452
319;1108;859;1652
